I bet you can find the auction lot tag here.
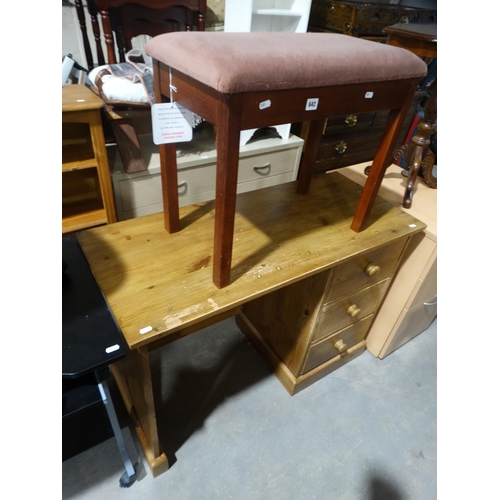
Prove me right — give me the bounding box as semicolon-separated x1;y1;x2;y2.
152;102;193;144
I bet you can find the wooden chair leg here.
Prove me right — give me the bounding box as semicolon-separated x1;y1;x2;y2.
74;0;94;71
212;110;241;289
296;119;325;195
110;117;148;174
160;143;181;233
402;80;437;208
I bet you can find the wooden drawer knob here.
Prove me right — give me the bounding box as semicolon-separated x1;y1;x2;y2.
334;339;348;353
347;304;361;318
364;263;380;277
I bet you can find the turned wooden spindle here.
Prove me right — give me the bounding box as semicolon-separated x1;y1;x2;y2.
401;79;437;208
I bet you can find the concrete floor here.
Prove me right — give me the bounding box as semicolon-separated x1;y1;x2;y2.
62;317;437;500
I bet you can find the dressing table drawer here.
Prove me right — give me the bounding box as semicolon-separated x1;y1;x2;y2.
313;279;391;342
302;316;372;374
324;239;407;304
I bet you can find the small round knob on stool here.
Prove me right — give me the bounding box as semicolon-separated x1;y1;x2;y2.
347;304;361;318
364;263;380;277
334;339;348;353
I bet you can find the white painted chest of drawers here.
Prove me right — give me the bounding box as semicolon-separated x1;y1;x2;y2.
109;125;304;221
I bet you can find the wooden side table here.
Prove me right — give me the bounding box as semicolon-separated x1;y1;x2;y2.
385;22;437;208
62;84;117;234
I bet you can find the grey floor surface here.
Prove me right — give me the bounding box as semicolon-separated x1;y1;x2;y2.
62;317;437;500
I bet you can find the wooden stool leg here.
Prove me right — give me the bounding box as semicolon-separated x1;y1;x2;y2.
351;83;418;232
297;119;325;195
213;109;241;288
160;143;181;233
153;60;181;233
351;111;408;231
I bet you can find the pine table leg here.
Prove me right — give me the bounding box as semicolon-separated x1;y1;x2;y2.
110;346;169;478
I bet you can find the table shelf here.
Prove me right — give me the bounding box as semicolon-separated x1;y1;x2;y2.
62;143;97;171
62;85;117;234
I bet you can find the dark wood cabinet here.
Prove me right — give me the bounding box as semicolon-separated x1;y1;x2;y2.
308;0;436;41
310;90;427;175
303;1;435;175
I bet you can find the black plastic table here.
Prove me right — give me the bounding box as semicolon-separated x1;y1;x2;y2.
62;235;136;487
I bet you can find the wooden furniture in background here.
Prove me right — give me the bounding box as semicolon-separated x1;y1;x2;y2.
305;1;436;179
308;0;436;41
90;0;207;65
62;84;117;234
385;22;437;208
75;0;207;174
77;171;425;476
303;89;427;176
340;162;436;359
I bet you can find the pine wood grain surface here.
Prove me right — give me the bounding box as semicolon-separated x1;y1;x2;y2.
62;84;104;112
77;172;425;350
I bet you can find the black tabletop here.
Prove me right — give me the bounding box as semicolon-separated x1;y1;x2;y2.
62;235;127;378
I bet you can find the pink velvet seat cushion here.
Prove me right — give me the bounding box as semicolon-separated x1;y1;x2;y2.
145;32;427;94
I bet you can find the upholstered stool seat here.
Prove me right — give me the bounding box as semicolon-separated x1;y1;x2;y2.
145;32;427;288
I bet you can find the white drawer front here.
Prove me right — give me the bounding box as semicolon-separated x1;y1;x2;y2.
116;145;300;219
235;148;299;183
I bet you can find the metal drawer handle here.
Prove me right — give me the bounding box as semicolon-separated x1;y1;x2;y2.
345;114;358;127
364;263;380;277
424;296;437;306
347;304;361;318
334;339;348;353
253;163;271;175
335;141;347;154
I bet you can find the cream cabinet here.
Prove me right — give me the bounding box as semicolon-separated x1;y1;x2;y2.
110;125;304;221
339;162;437;359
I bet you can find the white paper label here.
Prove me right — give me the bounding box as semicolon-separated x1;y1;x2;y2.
306;98;319;110
259;99;271;110
151;102;193;145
